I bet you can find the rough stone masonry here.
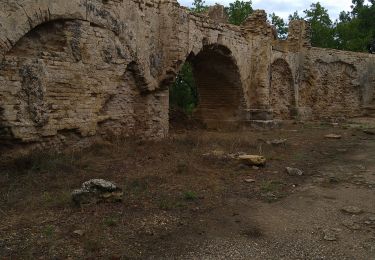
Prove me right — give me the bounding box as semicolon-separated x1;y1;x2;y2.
0;0;374;148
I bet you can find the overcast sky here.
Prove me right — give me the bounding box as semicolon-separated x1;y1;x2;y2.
177;0;354;21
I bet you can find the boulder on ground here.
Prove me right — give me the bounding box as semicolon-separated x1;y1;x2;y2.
237;155;266;166
286;167;303;176
72;179;123;206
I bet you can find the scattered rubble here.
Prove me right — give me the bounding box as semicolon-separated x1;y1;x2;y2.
73;230;85;236
342;219;361;230
71;179;123;206
341;206;363;215
363;129;375;135
323;229;338;241
325;134;342;139
204;151;266;167
244;178;256;183
286;167;303;176
203;150;233;160
266;139;287;145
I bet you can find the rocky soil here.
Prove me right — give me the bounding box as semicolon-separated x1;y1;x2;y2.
1;119;375;259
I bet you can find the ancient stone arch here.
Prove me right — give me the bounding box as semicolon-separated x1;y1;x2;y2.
186;44;245;128
0;0;374;148
270;59;295;120
299;60;361;119
0;1;86;59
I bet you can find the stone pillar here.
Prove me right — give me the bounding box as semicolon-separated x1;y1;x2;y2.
242;10;275;123
287;20;312;119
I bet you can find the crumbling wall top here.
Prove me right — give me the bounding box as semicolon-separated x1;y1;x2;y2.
206;4;229;24
242;10;274;37
287;20;312;50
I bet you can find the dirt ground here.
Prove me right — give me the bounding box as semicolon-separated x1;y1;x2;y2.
1;119;375;259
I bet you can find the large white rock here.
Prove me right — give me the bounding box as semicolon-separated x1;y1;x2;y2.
72;179;123;206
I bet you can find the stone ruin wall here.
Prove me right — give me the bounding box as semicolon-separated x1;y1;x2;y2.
0;0;253;149
271;20;375;121
298;48;375;120
0;0;173;148
0;0;374;150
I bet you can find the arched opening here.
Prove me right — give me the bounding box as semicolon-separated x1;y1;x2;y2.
169;44;245;130
299;60;361;119
270;59;295;120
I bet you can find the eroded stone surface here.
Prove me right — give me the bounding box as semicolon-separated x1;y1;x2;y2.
238;155;266;166
72;179;123;206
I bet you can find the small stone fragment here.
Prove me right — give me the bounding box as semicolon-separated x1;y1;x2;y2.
286;167;303;176
323;229;337;241
266;139;287;145
211;150;225;157
342;219;361;230
73;230;85;236
363;129;375;135
325;134;342;139
238;155;266;166
329;176;339;184
341;206;363;215
244;178;256;183
72;179;123;206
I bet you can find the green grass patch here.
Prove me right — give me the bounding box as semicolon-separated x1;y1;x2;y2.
103;216;119;227
260;180;283;193
183;191;198;201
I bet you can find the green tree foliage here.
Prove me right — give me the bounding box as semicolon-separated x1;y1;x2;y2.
269;13;288;39
303;2;336;48
191;0;208;13
225;0;253;25
169;62;198;115
286;1;374;52
335;0;375;52
288;11;302;22
170;0;206;115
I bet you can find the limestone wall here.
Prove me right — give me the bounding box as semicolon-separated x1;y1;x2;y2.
298;48;375;120
0;0;172;146
0;0;256;147
271;21;375;121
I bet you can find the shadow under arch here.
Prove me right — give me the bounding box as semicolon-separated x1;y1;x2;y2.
270;58;295;120
185;44;246;129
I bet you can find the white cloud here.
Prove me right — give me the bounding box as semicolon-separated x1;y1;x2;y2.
177;0;354;21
